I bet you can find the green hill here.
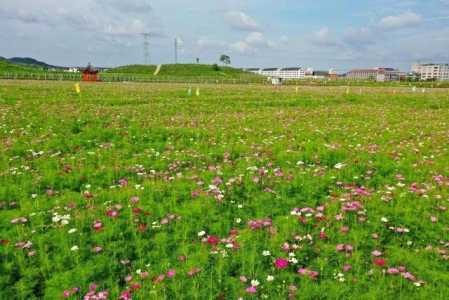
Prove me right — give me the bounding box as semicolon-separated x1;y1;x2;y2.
0;59;46;73
104;64;261;79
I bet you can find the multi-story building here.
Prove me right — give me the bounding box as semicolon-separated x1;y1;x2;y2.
248;67;306;80
345;67;400;82
260;68;280;78
278;67;305;80
411;63;449;81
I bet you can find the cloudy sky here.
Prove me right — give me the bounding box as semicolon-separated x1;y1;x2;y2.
1;0;449;71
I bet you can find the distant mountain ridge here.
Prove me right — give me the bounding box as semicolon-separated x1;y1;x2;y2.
0;56;61;69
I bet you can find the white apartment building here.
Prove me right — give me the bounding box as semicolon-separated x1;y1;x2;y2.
260;68;280;78
247;67;306;80
411;63;449;81
278;67;305;80
346;67;400;82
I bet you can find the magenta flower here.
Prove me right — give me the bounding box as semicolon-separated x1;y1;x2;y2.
167;269;176;278
207;235;220;245
274;258;289;269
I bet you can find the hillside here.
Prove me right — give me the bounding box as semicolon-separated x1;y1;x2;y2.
104;64;261;79
0;59;46;73
7;57;60;69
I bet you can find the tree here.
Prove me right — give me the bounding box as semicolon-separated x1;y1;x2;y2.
219;54;231;65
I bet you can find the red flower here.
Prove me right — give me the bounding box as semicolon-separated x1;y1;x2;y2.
207;235;220;245
373;258;386;266
106;210;119;218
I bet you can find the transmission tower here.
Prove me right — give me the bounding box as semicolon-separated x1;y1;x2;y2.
142;33;151;65
174;38;178;64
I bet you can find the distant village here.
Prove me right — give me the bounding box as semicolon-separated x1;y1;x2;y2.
243;63;449;82
60;63;449;83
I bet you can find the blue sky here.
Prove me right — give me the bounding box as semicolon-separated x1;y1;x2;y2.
1;0;449;71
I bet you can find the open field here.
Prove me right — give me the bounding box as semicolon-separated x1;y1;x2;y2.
0;80;449;299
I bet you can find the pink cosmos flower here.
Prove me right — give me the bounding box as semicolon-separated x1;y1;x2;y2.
387;268;400;275
153;274;165;284
371;250;382;257
239;276;247;282
343;264;352;272
92;221;103;231
187;267;201;277
139;271;149;279
93;246;103;253
275;258;289;269
246;286;257;294
130;196;140;204
319;231;328;240
118;178;128;187
167;269;176;278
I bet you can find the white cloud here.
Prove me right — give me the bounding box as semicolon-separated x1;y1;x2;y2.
224;11;259;31
312;27;339;46
230;41;254;54
378;12;422;30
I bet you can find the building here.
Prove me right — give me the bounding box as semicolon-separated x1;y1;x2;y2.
81;63;99;82
411;63;449;81
278;67;305;80
64;67;79;73
245;68;262;75
260;68;280;78
345;67;400;82
305;69;330;80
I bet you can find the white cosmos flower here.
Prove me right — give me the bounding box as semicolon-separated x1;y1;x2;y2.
334;163;346;169
251;279;260;286
262;250;271;256
70;245;79;251
197;231;206;237
266;275;274;282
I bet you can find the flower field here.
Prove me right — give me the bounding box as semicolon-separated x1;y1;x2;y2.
0;80;448;299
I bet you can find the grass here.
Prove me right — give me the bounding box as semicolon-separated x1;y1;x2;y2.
0;80;448;299
104;64;252;77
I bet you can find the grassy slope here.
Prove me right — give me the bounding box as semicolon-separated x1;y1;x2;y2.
104;64;261;79
0;59;45;73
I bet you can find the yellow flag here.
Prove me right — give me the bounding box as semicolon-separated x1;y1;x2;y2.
75;83;81;94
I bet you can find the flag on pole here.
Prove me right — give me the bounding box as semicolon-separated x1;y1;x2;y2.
196;87;200;96
187;87;192;96
75;83;81;94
